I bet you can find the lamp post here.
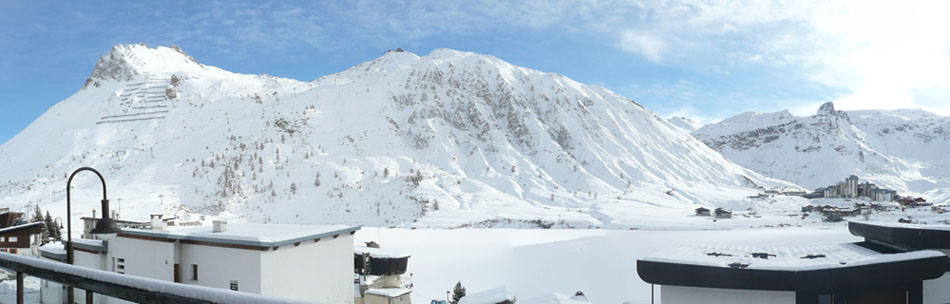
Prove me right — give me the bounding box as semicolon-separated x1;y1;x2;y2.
66;167;122;304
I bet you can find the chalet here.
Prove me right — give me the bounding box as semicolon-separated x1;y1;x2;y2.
695;207;711;216
0;221;44;256
354;242;413;304
638;221;950;304
40;220;361;303
714;208;732;219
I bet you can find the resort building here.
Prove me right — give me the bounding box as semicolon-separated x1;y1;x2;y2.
811;175;899;202
40;220;360;303
637;221;950;304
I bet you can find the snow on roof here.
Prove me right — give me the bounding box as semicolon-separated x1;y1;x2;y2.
364;288;411;298
0;221;44;234
459;286;515;304
120;223;360;248
641;242;946;271
518;292;591;304
355;246;410;259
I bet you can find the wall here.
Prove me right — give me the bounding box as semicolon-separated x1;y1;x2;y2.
923;272;950;304
261;234;355;303
178;242;263;294
40;279;65;304
364;293;411;304
108;236;175;281
660;285;795;304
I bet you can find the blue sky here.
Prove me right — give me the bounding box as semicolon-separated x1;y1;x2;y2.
2;1;949;144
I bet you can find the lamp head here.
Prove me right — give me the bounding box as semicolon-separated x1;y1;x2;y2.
90;217;121;235
90;199;121;235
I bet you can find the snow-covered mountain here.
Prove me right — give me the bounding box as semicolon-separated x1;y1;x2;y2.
0;44;796;229
667;116;704;132
694;102;950;202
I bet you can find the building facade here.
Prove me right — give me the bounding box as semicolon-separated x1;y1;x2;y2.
40;221;360;303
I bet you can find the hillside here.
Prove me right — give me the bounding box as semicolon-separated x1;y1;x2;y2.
0;44;799;229
694;102;950;202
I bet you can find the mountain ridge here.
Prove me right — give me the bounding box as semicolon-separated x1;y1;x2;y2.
1;44;800;230
694;102;950;203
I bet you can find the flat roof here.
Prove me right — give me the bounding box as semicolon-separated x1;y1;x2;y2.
849;221;950;251
39;239;107;261
637;242;948;291
118;223;361;248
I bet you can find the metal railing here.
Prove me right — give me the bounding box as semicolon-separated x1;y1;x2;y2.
0;252;315;304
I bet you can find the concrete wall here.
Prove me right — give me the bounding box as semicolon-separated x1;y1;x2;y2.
40;279;65;304
108;236;175;281
364;293;411;304
261;234;355;304
924;272;950;304
661;285;795;304
178;242;263;294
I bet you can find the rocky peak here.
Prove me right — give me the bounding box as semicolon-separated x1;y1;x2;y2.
817;101;836;115
83;44;204;89
815;101;850;121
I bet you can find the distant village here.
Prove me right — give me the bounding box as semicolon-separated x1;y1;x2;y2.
804;175;898;201
697;175;937;222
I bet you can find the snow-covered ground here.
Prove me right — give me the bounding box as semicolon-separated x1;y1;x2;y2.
354;226;861;304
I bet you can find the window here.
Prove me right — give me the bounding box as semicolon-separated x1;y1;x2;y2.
8;236;16;242
115;257;126;274
9;249;16;254
192;264;198;280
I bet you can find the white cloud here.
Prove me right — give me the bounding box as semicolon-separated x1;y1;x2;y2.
617;31;666;62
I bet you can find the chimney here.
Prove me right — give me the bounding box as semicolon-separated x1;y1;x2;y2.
213;220;227;233
150;214;165;231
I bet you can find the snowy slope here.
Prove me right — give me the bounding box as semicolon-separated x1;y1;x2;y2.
667;116;704;132
0;44;799;230
694;102;950;202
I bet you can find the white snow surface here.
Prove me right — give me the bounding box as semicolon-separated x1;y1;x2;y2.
0;44;799;231
127;223;355;243
667;116;703;132
642;242;945;271
459;286;516;304
354;227;862;304
694;102;950;203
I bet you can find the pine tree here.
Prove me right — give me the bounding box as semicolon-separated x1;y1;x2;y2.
33;206;49;243
450;281;466;304
44;211;60;243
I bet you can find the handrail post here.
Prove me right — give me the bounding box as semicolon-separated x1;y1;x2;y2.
16;271;23;304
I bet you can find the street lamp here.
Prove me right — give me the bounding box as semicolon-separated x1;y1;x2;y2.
65;167;121;303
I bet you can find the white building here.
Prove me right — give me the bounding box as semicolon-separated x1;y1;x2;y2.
40;221;360;303
638;221;950;304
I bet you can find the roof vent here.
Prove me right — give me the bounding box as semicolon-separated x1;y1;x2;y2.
213;220;227;233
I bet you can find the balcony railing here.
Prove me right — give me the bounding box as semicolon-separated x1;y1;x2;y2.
0;252;314;304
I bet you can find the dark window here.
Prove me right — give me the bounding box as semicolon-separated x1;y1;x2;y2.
192;264;198;280
818;294;832;304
